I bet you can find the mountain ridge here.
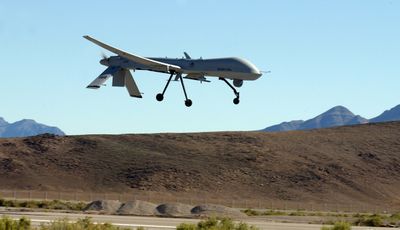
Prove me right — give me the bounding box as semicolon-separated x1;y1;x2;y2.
0;117;65;138
263;104;398;132
370;104;400;123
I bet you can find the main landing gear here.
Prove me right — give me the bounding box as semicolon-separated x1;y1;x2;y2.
219;77;240;105
156;71;192;107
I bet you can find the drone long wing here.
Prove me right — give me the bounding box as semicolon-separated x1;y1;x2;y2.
83;35;181;73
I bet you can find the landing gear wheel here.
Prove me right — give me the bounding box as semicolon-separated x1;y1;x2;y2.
233;97;240;105
156;93;164;101
185;99;192;107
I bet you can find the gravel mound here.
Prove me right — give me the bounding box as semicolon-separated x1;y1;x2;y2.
156;203;193;217
83;200;245;218
83;200;122;214
191;204;246;218
117;200;158;216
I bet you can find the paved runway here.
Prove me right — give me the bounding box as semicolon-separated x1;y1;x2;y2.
0;210;398;230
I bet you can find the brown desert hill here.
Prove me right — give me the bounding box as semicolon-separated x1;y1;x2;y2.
1;122;400;207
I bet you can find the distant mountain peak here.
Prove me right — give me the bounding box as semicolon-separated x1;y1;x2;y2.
0;117;9;126
262;105;368;132
15;119;36;124
324;105;354;115
0;117;65;138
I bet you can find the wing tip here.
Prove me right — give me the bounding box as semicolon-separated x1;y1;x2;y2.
83;35;93;41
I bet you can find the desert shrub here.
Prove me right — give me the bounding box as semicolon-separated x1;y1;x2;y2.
235;222;258;230
177;217;258;230
390;212;400;220
321;221;351;230
354;214;383;227
262;210;286;216
17;201;39;209
197;217;219;230
0;216;131;230
76;217;93;229
0;199;87;211
0;200;17;207
242;209;287;216
289;211;307;216
352;213;368;218
242;209;260;216
0;216;31;230
177;223;197;230
38;217;130;230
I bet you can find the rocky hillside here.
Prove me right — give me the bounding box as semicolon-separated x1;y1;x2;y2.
1;122;400;207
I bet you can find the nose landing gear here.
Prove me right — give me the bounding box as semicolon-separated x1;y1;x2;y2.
219;78;240;105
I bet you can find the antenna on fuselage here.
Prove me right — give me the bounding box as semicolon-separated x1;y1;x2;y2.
183;52;191;59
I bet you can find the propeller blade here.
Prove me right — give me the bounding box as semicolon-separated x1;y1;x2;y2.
101;52;108;60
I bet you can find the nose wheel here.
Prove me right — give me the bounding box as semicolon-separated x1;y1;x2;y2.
156;93;164;101
185;99;192;107
156;71;192;107
219;78;241;105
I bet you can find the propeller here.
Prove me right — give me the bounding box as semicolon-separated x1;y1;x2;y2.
99;52;109;65
101;52;108;60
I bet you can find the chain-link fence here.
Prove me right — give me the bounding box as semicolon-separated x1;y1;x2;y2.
0;189;398;213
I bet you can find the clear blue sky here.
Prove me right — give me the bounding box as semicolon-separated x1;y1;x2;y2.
1;0;399;134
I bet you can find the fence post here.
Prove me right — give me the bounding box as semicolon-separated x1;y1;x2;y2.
13;191;17;200
29;190;32;200
44;191;47;201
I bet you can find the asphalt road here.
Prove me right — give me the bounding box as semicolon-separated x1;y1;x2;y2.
0;210;398;230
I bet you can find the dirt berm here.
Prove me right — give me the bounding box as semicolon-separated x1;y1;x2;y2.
84;200;246;218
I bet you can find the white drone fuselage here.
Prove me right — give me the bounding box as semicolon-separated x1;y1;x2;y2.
84;35;264;106
101;56;262;81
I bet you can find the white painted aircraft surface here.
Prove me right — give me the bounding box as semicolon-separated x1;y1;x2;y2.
84;35;263;107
